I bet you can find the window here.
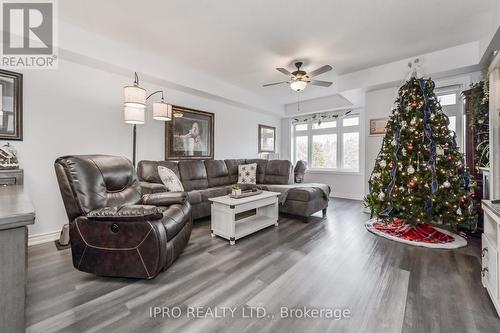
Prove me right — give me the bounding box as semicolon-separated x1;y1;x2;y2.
447;115;456;133
295;124;308;131
295;135;308;162
437;88;463;150
438;93;457;106
312;134;337;168
292;115;360;171
312;121;336;129
343;117;359;127
343;132;359;170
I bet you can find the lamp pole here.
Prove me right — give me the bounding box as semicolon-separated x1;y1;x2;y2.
130;89;165;166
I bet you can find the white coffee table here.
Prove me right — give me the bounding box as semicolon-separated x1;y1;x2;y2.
208;191;280;245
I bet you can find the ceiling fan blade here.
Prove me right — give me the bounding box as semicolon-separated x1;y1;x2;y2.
309;80;333;87
276;68;292;76
308;65;333;77
262;81;288;87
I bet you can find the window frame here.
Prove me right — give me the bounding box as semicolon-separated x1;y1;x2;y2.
292;114;361;172
436;88;464;151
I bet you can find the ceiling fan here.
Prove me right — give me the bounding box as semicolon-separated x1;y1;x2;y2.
263;62;333;92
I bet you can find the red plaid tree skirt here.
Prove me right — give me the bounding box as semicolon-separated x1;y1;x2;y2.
372;219;454;244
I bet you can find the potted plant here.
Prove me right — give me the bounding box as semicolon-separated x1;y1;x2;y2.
228;184;242;196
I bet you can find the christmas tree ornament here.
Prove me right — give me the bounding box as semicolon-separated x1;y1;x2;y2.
378;160;387;168
388;161;394;169
408;180;417;188
410;117;416;125
407;165;415;174
407;144;414;152
436;146;444;155
443;180;451;188
378;192;385;201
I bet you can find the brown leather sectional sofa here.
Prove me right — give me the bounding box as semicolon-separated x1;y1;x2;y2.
54;155;192;279
137;159;330;220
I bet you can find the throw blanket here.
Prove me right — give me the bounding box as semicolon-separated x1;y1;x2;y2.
264;183;331;204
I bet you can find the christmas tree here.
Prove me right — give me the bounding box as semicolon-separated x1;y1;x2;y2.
365;77;477;230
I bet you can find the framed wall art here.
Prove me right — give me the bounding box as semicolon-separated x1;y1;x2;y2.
165;106;214;160
369;117;388;136
0;70;23;140
258;124;276;153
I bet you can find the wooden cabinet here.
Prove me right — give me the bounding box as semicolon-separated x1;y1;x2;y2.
481;200;500;316
0;185;35;332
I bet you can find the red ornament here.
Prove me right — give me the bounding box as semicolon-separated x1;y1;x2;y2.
388;161;394;168
447;155;453;161
411;101;417;108
408;180;417;188
460;196;466;203
407;144;414;152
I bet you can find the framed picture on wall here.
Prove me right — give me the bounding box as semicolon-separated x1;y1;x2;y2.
0;70;23;140
369;117;388;136
165;106;214;160
258;124;276;153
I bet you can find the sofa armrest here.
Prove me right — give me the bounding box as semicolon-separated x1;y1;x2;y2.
86;205;164;221
142;192;187;207
140;181;167;195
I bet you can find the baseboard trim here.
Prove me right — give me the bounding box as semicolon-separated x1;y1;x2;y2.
28;230;60;247
330;192;363;200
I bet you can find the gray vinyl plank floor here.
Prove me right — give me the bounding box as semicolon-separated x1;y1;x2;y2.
25;198;500;333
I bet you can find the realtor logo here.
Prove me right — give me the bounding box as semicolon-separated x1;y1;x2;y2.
1;0;57;68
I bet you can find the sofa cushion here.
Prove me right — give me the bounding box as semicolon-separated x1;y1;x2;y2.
205;160;231;187
137;160;180;184
158;166;184;191
264;160;293;185
245;159;268;184
186;190;203;205
225;159;246;183
200;186;229;201
286;187;325;202
178;160;209;191
238;163;257;184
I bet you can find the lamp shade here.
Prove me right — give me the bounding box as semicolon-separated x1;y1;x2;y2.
153;101;172;121
124;106;145;124
290;80;307;92
124;84;146;108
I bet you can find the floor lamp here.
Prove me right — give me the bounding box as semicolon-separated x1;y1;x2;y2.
123;72;172;166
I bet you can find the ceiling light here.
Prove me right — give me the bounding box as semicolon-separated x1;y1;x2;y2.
290;80;307;92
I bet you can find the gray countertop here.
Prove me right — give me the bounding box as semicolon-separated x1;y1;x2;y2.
0;185;35;230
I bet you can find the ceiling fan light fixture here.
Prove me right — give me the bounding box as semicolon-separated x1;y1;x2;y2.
290;80;307;92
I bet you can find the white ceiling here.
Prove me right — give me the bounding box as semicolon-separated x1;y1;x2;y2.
61;0;496;105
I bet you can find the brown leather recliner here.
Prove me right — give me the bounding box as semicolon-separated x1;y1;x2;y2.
54;155;192;279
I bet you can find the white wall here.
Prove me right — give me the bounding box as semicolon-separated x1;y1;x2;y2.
364;87;399;195
304;171;365;200
9;58;281;239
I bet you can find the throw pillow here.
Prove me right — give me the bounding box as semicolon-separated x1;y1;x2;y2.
238;163;257;184
158;166;184;192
